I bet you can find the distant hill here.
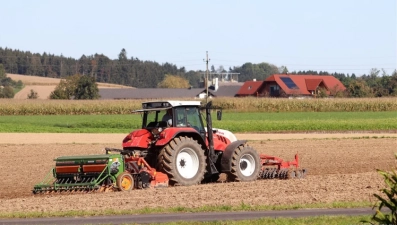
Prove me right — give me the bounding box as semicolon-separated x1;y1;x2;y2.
7;74;133;99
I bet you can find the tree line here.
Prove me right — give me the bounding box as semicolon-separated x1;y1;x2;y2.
0;47;396;98
290;69;397;97
0;47;296;88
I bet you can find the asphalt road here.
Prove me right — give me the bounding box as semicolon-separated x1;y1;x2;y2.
0;208;377;225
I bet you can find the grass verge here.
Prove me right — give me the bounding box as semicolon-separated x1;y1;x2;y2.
127;215;372;225
0;201;373;219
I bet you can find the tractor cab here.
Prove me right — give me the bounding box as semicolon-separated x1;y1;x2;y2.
136;101;206;133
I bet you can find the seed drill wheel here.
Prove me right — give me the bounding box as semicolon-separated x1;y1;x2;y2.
228;145;260;182
157;136;206;186
116;172;134;191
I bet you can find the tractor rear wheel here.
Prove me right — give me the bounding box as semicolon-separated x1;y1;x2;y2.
227;145;260;182
157;136;206;186
117;172;134;191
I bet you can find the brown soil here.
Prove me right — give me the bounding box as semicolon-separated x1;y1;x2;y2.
0;134;395;214
1;133;396;144
8;74;133;100
13;85;57;100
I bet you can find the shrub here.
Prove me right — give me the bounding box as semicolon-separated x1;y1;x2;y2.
369;153;397;225
27;89;39;99
50;74;99;100
0;86;14;98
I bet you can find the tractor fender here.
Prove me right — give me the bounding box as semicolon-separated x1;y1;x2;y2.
155;128;206;147
220;140;247;172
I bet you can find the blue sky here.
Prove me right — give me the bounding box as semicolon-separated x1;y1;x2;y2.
1;0;396;76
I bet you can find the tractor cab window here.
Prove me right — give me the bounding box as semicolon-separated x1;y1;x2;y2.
175;107;204;132
143;110;168;128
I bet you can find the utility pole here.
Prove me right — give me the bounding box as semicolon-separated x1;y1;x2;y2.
203;51;210;103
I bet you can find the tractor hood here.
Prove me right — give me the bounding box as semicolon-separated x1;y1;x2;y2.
205;127;237;143
122;129;152;149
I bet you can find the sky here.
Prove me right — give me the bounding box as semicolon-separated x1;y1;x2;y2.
1;0;396;76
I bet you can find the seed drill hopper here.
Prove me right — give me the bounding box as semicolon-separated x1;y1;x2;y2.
33;100;306;194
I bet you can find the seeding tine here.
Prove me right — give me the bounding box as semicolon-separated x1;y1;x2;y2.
262;169;266;179
302;169;307;177
265;168;271;179
287;169;295;179
279;169;285;179
271;169;277;178
270;169;274;178
295;169;302;179
262;168;268;179
264;169;269;179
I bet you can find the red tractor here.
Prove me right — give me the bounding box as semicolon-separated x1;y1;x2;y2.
33;100;305;193
116;100;305;188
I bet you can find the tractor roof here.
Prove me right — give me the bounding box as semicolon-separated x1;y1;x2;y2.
142;100;201;109
133;100;202;112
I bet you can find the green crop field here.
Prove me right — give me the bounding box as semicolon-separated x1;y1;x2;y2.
0;111;395;133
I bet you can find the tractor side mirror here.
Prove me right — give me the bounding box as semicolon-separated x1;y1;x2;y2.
216;110;222;121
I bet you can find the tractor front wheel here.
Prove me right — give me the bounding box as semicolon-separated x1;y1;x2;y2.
157;136;206;186
228;145;260;182
117;172;134;191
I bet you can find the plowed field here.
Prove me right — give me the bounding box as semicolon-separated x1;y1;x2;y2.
0;135;396;214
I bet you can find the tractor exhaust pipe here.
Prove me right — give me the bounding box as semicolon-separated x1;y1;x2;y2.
205;101;218;175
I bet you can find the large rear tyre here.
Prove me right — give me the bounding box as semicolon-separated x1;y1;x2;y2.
116;172;134;191
227;145;260;182
157;136;206;186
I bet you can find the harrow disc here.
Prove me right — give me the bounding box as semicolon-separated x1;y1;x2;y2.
258;168;307;180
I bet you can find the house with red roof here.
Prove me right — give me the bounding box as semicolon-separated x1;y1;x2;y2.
236;74;346;98
235;80;265;97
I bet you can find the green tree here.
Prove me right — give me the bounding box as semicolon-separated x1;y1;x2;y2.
0;86;14;98
317;87;328;98
0;64;6;79
157;74;190;88
389;70;397;96
74;75;100;99
346;79;373;97
278;65;289;74
185;71;202;88
233;62;279;82
367;154;397;225
50;74;80;99
50;74;99;99
49;79;73;99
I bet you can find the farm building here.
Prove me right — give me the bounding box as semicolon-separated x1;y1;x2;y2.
236;74;346;98
99;84;242;99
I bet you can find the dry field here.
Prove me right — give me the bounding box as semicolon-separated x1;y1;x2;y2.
0;134;396;214
7;73;133;100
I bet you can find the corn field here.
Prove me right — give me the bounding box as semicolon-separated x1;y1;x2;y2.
0;98;396;115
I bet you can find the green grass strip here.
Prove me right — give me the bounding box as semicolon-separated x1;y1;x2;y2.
0;111;395;133
128;215;372;225
0;201;372;219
